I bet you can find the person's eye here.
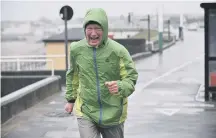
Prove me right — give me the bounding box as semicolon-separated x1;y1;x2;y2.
96;28;102;31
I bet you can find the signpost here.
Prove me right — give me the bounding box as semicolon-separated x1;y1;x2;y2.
59;5;74;70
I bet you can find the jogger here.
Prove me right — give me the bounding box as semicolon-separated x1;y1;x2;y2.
65;8;138;137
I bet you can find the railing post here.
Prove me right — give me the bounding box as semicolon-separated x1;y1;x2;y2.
51;60;54;76
17;58;20;71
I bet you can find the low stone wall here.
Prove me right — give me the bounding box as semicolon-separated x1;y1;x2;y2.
1;76;46;97
1;76;61;124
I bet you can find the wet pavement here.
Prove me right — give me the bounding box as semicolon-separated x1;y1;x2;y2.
126;57;216;138
2;31;216;138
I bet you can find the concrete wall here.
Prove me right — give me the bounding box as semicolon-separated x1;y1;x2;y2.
1;76;61;124
115;39;146;55
2;71;66;86
1;76;46;97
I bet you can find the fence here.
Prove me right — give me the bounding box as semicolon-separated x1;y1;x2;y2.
0;55;66;74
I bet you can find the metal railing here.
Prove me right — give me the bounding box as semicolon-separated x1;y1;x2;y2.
0;55;66;76
0;59;55;76
0;55;65;59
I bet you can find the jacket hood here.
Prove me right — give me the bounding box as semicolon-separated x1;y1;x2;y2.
83;8;108;46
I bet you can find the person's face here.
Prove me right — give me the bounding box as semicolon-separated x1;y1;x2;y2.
85;24;103;47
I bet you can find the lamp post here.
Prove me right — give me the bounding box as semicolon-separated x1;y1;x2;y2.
179;14;184;41
158;6;163;53
167;20;170;41
140;14;151;51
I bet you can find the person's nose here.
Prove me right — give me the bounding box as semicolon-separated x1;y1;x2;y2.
91;29;97;36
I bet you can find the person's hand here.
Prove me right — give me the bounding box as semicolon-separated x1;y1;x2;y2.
105;81;118;94
64;103;74;113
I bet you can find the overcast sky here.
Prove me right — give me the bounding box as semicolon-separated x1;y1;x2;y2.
1;0;211;21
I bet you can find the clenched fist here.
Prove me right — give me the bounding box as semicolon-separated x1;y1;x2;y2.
105;81;118;94
64;103;74;113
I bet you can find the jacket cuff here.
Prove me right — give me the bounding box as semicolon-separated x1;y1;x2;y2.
67;99;76;103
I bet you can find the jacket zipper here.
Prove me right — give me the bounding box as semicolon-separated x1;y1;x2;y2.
93;47;102;125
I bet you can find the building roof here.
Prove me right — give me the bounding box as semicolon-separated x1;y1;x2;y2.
43;27;85;42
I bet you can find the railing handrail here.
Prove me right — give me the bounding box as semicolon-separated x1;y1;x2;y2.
0;54;65;59
0;59;53;62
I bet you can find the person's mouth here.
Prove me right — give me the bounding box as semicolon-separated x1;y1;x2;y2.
90;37;99;41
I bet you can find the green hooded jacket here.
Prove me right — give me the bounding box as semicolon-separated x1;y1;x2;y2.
65;8;138;127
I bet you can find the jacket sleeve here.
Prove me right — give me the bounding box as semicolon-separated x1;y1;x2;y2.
65;42;79;103
117;47;138;98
